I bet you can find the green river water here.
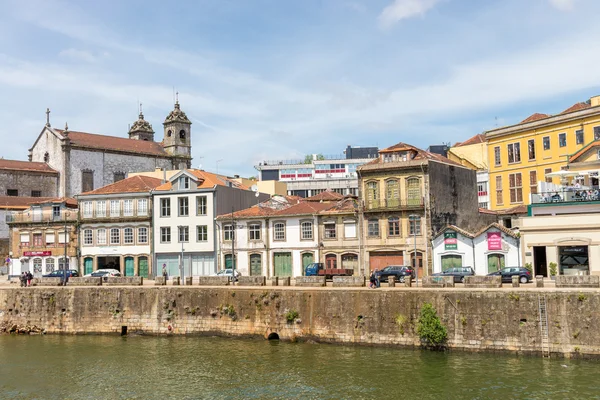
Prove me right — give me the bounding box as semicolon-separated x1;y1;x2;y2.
0;335;597;399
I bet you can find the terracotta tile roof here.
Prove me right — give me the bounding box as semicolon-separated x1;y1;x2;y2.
319;197;358;214
29;197;78;208
433;224;474;239
520;113;549;124
0;196;54;210
478;208;497;215
359;142;463;170
217;195;334;220
304;191;345;202
474;222;519;238
0;159;57;174
561;102;591;114
454;133;485;147
80;175;164;195
154;169;248;191
54;129;168;157
497;205;527;215
569;139;600;162
272;201;333;217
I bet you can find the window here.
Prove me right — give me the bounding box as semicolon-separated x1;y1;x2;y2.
576;129;584;145
529;171;538;195
545;168;552;184
368;219;379;237
45;258;54;273
543;136;550;150
58;231;69;244
123;200;133;217
180;176;190;189
496;176;503;205
45;232;55;246
124;227;134;244
477;182;487;195
83;229;93;245
595;126;600;141
52;206;61;218
409;216;421;235
197;225;208;242
301;221;313;240
366;181;379;205
31;190;41;197
179;130;186;140
83;201;93;218
160;227;171;243
178;197;189;217
6;189;17;196
494;146;501;166
137;199;148;216
160;198;171;217
33;233;43;247
138;227;148;244
113;172;125;182
527;139;535;160
274;222;285;241
388;217;400;236
97;229;106;245
559;133;566;147
20;233;29;246
385;179;399;207
224;224;234;241
407;178;421;205
82;170;94;193
110;228;120;245
178;226;189;243
324;222;336;239
196;196;207;215
507;142;521;163
96;201;106;217
344;220;357;238
478;202;488;209
509;173;523;203
249;223;261;240
110;200;120;217
43;152;49;163
33;258;42;273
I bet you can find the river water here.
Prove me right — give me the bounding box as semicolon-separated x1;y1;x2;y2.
0;335;597;399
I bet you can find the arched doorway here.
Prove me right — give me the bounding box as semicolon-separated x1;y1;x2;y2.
487;254;505;273
138;256;149;278
341;253;358;272
249;254;262;276
325;254;337;269
411;252;423;276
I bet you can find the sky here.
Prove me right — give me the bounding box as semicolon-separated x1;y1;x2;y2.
1;0;600;177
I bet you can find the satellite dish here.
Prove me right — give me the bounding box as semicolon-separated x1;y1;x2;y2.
250;184;258;192
255;192;260;198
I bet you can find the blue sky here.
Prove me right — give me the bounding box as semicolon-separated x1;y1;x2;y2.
1;0;600;176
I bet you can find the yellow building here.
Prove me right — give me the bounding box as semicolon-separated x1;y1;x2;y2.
486;95;600;210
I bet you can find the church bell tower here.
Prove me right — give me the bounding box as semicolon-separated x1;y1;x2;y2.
128;105;155;141
163;96;192;169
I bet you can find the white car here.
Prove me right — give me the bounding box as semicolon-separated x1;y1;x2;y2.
84;268;122;277
216;269;241;280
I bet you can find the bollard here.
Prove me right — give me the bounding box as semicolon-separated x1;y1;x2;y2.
512;275;520;288
404;276;412;287
269;277;278;286
155;276;166;286
388;276;396;287
171;277;181;286
535;275;544;288
185;277;193;286
279;277;291;286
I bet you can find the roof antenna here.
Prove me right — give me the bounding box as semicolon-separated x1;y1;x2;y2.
495;116;498;127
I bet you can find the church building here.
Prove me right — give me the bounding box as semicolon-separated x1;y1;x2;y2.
28;100;193;197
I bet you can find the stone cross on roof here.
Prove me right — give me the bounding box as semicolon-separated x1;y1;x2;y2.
45;108;51;127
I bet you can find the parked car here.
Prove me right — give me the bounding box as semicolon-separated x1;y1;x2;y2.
84;269;122;277
375;266;415;283
216;269;241;281
487;267;531;284
432;267;475;283
43;269;80;278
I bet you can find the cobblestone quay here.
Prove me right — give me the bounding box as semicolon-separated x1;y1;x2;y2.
1;287;599;357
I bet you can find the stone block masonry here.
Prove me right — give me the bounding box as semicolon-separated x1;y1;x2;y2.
294;276;326;287
237;276;266;286
464;276;502;288
68;277;102;286
102;277;143;286
332;276;365;287
555;275;600;288
196;277;229;286
31;278;62;286
2;287;600;357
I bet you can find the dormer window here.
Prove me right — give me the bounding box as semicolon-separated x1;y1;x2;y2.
180;176;190;189
179;130;186;140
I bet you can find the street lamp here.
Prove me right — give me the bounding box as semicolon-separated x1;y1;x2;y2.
63;208;70;286
178;225;185;285
409;214;419;287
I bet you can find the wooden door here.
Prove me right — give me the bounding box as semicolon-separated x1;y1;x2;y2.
274;252;292;277
250;254;262;276
125;257;134;276
84;258;93;275
138;257;148;278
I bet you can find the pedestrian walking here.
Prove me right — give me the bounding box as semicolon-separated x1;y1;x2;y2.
19;272;26;287
369;269;380;289
162;264;168;279
26;271;33;287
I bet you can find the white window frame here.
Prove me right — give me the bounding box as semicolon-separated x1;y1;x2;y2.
123;200;134;217
110;228;120;245
197;225;208;242
301;221;313;240
196;196;207;216
160;227;171;243
123;227;134;244
110;200;120;217
178;226;189;243
137;198;148;216
83;201;93;218
97;228;107;245
96;200;106;217
248;223;261;241
178;197;189;217
343;220;357;238
160;198;171;217
83;229;93;245
274;222;286;241
138;227;148;244
224;224;234;241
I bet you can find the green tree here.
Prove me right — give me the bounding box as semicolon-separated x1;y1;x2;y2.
417;303;447;350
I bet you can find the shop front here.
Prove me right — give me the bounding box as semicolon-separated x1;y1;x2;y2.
558;246;589;275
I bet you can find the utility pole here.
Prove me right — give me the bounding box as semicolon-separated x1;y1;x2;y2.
63;207;69;286
231;207;236;284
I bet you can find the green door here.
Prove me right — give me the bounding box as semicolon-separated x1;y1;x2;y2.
487;254;505;273
250;254;262;276
84;258;93;275
125;257;134;276
441;255;462;271
302;253;314;275
225;254;236;270
274;252;292;277
138;257;149;278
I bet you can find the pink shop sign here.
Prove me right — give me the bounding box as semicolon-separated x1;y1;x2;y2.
487;232;502;251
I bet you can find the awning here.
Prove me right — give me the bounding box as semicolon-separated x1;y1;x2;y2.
545;170;579;177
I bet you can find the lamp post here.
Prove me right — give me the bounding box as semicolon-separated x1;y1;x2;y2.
409;214;419;287
231;207;236;284
178;225;185;285
63;208;69;286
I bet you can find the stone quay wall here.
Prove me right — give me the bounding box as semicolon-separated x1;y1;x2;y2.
0;287;599;357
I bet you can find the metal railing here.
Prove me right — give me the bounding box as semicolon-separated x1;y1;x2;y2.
365;197;424;210
531;190;600;204
6;210;76;224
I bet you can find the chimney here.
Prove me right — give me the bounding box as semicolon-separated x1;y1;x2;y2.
162;168;167;183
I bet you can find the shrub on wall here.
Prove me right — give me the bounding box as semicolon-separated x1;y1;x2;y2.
417;303;447;350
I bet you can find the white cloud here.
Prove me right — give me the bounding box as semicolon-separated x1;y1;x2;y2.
58;48;102;63
549;0;575;11
378;0;441;29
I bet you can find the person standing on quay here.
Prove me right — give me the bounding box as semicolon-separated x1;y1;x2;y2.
162;264;168;280
26;271;33;287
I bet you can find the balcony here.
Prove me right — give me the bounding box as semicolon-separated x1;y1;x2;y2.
531;190;600;204
6;210;76;224
365;197;424;210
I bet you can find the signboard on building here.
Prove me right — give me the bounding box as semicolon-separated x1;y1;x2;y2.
487;232;502;251
444;231;457;250
23;251;52;257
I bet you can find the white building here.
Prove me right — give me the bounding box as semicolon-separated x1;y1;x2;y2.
77;175;163;277
152;169;269;278
216;196;334;277
432;223;520;275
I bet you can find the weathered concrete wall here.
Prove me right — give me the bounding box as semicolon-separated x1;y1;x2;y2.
1;287;599;357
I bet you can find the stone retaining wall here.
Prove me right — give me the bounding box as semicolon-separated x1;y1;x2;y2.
555;275;600;288
237;276;266;286
464;276;502;288
2;287;600;357
31;278;62;287
102;277;143;286
68;277;102;286
294;276;326;287
196;276;230;286
422;276;454;288
332;276;365;287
